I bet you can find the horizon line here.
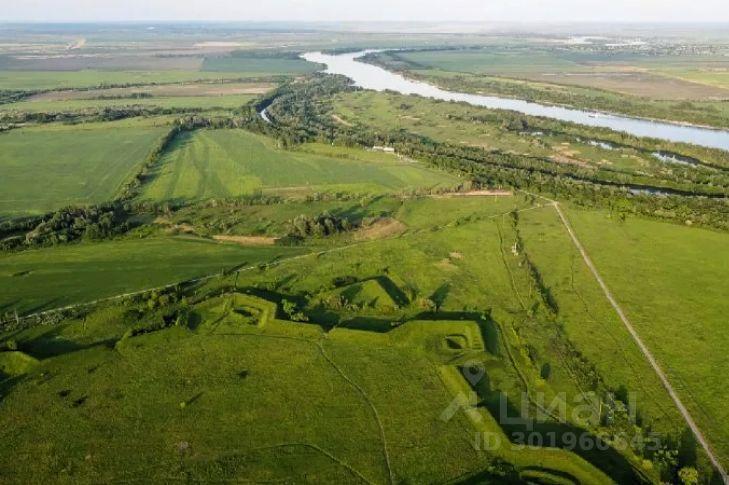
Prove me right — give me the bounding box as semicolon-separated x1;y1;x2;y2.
2;19;729;25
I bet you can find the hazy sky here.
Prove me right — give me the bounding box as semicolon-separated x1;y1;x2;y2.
3;0;729;23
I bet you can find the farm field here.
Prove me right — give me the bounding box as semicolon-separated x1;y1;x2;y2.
366;49;729;128
140;129;461;202
201;55;319;74
393;49;729;100
0;94;260;112
26;82;276;101
0;54;317;91
0;119;170;216
663;69;729;90
0;71;257;91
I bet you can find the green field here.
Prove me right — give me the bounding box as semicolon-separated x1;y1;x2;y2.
0;236;305;314
0;119;169;215
0;71;258;91
0;196;525;315
399;49;581;74
563;208;729;464
140;129;461;201
664;69;729;90
0;94;258;112
202;56;319;74
0;289;622;483
0;57;317;91
367;49;729;128
0;180;720;481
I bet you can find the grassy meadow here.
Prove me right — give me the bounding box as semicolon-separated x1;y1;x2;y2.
0;236;305;315
563;208;729;465
0;283;627;483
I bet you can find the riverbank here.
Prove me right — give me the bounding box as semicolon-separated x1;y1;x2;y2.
303;50;729;152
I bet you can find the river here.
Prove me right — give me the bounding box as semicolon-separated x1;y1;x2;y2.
302;50;729;152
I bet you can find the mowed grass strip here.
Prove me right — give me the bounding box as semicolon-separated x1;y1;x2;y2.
0;237;305;314
0;120;169;215
140;129;460;201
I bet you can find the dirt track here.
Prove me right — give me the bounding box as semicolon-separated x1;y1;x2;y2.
545;196;729;484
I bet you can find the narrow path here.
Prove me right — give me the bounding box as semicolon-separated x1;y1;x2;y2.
318;341;395;485
248;443;374;484
207;328;383;484
542;195;729;483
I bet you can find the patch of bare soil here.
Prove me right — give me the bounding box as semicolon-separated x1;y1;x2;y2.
432;189;513;198
154;217;197;235
331;114;353;126
213;235;279;246
355;218;407;241
550;154;592;169
435;259;459;272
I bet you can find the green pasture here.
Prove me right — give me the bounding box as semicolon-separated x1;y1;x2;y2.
202;56;319;74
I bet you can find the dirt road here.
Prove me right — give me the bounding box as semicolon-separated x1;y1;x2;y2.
550;199;728;484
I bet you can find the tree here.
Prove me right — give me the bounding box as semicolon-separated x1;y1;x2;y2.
678;467;699;485
540;362;552;380
282;299;308;322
